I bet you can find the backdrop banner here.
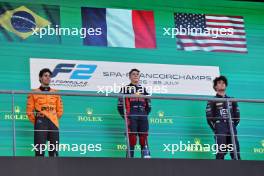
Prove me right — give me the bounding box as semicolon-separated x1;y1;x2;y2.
30;58;220;95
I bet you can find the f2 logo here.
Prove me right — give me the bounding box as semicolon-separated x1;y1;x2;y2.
51;63;97;80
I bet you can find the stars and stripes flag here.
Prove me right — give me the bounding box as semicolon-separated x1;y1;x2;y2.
174;13;247;53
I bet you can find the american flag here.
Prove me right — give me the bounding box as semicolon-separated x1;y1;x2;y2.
174;13;247;53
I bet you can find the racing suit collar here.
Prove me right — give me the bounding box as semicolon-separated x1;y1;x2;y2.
129;83;140;87
39;86;51;91
216;93;227;98
129;83;142;87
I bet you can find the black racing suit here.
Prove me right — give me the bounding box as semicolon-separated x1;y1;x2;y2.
117;83;151;157
206;94;240;160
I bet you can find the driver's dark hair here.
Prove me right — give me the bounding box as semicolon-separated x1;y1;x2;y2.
39;68;52;77
213;75;228;90
129;68;140;76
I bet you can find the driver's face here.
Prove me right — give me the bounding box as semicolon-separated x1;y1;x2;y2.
40;72;51;85
215;80;226;92
129;71;140;83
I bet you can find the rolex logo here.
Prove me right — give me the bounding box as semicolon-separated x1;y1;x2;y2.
150;110;173;124
194;138;201;145
253;139;264;153
15;106;20;113
86;108;93;115
78;108;103;123
158;111;164;118
4;105;27;121
261;140;264;148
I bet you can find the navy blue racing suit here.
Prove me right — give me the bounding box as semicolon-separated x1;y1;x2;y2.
117;84;151;156
206;94;240;160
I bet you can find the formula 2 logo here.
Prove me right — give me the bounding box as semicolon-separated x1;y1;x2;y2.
51;64;97;80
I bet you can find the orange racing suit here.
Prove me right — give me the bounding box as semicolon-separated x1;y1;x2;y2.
26;87;63;128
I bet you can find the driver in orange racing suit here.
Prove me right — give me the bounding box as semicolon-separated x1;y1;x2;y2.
26;68;63;157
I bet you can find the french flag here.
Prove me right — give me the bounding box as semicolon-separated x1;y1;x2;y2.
81;7;156;49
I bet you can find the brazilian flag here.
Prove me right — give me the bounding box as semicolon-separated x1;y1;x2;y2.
0;6;50;39
0;2;60;44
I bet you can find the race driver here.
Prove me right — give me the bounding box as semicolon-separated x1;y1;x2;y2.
26;68;63;157
117;68;151;158
206;75;240;160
